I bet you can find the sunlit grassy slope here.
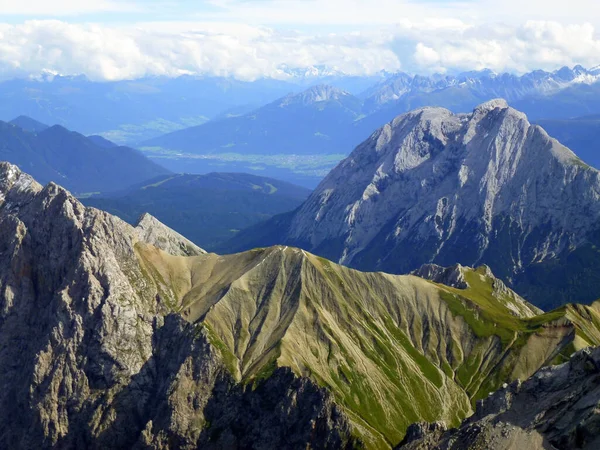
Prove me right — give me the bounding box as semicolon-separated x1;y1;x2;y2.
135;243;600;449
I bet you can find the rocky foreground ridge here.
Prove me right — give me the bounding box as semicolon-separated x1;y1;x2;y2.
2;161;600;449
398;347;600;449
224;99;600;310
0;162;353;449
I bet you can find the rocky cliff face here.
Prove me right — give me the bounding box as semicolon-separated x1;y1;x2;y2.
134;212;206;257
227;99;600;309
0;162;354;449
397;346;600;450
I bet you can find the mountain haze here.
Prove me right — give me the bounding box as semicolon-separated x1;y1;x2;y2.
536;115;600;169
0;75;305;143
9;115;49;133
83;172;311;250
362;65;600;115
223;99;600;309
143;85;365;156
0;120;170;194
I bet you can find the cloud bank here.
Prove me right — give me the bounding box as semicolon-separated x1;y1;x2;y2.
0;19;598;81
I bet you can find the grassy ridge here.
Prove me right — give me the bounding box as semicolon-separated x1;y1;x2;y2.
135;244;600;449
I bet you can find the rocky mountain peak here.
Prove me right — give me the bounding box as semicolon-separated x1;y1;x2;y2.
4;162;600;448
412;263;542;317
279;84;351;106
472;97;509;115
0;162;43;206
0;162;355;449
134;212;205;256
229;100;600;308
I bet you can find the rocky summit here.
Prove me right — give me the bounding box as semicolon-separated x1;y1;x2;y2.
4;161;600;449
225;99;600;309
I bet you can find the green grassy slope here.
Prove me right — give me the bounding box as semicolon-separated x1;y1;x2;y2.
134;244;600;449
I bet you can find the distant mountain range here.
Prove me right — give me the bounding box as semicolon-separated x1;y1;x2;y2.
2;65;599;150
356;65;600;142
0;117;170;194
363;65;600;111
146;65;600;155
136;66;600;186
221;99;600;310
83;172;311;250
142;85;366;156
0;75;302;144
9;115;49;133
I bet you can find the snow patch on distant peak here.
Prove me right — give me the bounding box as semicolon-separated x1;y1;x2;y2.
279;84;350;106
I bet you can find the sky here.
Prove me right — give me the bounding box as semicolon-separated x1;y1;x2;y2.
0;0;599;81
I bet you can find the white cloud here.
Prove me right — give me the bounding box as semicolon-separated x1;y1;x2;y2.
414;43;440;67
0;18;598;81
0;0;137;15
0;20;401;81
408;21;600;74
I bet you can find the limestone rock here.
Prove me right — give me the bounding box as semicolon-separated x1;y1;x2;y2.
135;212;205;256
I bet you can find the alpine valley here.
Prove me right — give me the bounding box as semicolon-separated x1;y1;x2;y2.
2;160;600;450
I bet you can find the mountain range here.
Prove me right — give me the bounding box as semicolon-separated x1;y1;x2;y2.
0;75;301;144
4;64;600;450
0;118;170;194
222;99;600;310
137;66;600;186
363;65;600;111
143;85;365;156
82;172;311;250
2;160;600;449
0;72;388;146
3;66;598;148
144;66;600;158
355;65;600;151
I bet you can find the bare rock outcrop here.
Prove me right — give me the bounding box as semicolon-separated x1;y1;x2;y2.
135;212;205;256
398;347;600;449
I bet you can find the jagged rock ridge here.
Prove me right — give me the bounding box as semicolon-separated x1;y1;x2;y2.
138;242;600;447
278;84;353;106
362;65;600;111
0;162;353;449
134;212;206;256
